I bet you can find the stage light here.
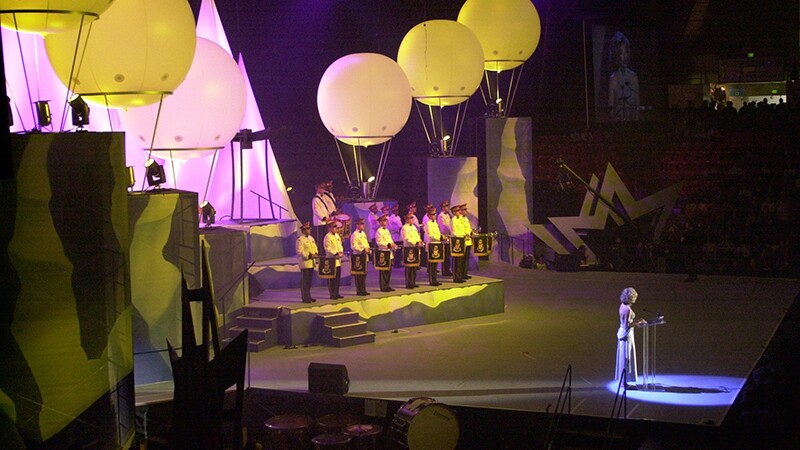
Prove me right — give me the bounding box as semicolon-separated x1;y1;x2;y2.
286;186;293;193
367;176;375;183
144;159;166;187
200;201;216;226
34;100;51;128
126;166;135;189
68;95;90;129
442;135;451;141
429;141;442;157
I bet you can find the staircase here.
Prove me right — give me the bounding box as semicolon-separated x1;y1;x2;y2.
316;311;375;347
226;305;281;352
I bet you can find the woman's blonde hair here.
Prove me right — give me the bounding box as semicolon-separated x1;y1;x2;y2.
620;287;638;304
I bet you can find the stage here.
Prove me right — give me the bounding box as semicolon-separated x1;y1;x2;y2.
136;263;799;435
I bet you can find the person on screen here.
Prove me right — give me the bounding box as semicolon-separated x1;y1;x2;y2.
608;31;640;121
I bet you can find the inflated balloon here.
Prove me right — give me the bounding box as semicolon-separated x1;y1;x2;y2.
44;0;195;108
119;38;247;161
457;0;541;72
397;20;484;107
0;0;113;35
317;53;412;147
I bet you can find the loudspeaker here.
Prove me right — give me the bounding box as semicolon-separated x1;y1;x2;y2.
554;254;580;272
308;362;349;395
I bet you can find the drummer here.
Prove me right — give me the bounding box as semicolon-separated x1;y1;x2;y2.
388;204;403;267
323;221;344;299
312;182;336;243
375;214;396;292
296;222;318;303
450;204;467;283
461;204;474;279
350;218;371;296
401;213;422;289
423;207;443;286
367;203;380;245
437;200;453;277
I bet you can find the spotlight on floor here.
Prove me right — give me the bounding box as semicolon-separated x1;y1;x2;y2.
68;95;90;130
34;100;51;128
200;201;216;227
145;159;166;187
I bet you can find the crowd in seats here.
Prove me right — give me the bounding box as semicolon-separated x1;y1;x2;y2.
532;106;799;279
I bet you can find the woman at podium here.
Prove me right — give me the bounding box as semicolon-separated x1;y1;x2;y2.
615;287;645;385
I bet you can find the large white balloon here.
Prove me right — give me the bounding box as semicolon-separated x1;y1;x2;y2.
317;53;412;147
44;0;196;108
397;20;484;107
458;0;542;72
0;0;114;35
119;38;247;161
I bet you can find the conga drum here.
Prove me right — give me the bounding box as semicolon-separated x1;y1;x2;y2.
387;398;459;450
311;433;352;450
344;424;384;450
265;414;314;450
316;413;360;434
337;213;352;239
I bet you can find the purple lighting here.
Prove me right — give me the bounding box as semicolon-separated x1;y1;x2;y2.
605;374;745;406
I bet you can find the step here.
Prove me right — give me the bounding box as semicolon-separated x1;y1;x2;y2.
332;332;375;348
327;322;369;339
320;311;362;327
229;325;277;352
235;315;278;329
241;304;282;318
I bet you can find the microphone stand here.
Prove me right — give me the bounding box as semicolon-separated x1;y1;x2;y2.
557;159;655;271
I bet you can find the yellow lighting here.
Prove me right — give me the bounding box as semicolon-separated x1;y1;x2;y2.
458;0;541;73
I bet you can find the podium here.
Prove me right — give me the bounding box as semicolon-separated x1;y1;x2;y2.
640;314;666;390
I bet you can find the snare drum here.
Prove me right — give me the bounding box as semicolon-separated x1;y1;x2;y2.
388;397;459;450
337;213;352;239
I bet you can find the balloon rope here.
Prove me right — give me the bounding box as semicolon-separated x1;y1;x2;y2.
12;14;36;130
414;101;432;144
140;94;165;191
60;14;89;132
334;137;351;186
373;139;392;199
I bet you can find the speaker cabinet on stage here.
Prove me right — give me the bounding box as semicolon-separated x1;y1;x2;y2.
308;363;350;395
555;254;580;272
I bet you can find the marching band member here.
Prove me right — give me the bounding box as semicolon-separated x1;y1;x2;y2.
375;214;397;292
312;182;336;243
401;213;422;289
423;208;443;286
323;221;344;299
461;204;474;279
350;218;371;296
451;204;468;283
437;200;453;276
388;204;403;267
367;203;380;245
296;222;318;303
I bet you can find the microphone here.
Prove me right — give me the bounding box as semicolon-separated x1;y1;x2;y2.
555;158;571;191
643;308;663;317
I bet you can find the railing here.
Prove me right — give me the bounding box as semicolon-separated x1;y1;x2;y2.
494;232;533;267
544;364;573;448
606;370;628;449
249;190;291;220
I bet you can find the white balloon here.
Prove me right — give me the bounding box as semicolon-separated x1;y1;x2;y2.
317;53;412;147
119;38;247;161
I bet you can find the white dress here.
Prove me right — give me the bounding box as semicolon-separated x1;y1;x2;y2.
615;304;638;383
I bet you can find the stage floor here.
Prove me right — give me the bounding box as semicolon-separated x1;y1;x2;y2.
137;263;799;428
